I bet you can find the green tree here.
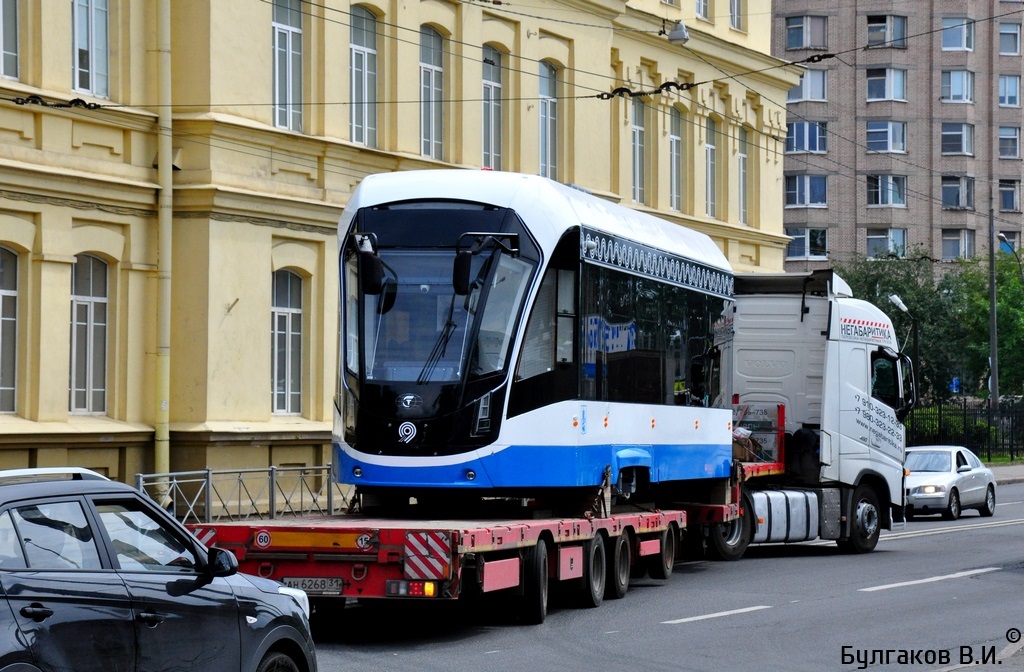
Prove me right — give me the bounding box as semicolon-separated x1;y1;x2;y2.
833;252;963;402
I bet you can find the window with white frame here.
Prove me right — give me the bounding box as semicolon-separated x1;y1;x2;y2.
788;70;826;102
1000;180;1021;212
941;176;974;209
670;108;685;212
0;246;15;412
941;70;974;103
696;0;709;21
867;175;907;206
272;0;302;131
72;0;108;96
786;16;827;49
867;16;907;48
705;117;717;218
272;270;302;415
942;229;974;260
70;254;107;414
785;227;828;259
866;121;906;153
420;27;444;160
738;127;749;225
941;18;974;51
350;6;377;147
730;0;743;30
631;97;647;204
941;123;974;155
539;61;558;180
786;121;827;153
482;45;503;170
785;174;827;207
1000;126;1020;158
1;0;18;79
866;68;906;101
1000;75;1021;107
1000;231;1019;252
867;229;907;258
1001;23;1021;55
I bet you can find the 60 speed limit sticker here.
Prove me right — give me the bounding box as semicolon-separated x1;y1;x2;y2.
253;529;272;548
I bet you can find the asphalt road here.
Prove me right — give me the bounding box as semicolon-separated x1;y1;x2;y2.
314;483;1024;672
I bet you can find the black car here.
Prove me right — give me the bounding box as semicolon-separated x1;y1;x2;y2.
0;468;316;672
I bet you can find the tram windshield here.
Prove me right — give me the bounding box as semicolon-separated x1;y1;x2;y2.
358;247;534;384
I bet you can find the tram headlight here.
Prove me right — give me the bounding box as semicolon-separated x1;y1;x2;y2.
472;393;492;436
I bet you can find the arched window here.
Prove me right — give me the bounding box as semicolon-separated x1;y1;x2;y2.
272;270;302;414
0;246;16;412
539;62;558;179
420;27;444;159
70;254;108;414
350;6;378;147
482;45;503;170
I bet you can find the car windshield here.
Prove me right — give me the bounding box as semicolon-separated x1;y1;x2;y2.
905;450;952;472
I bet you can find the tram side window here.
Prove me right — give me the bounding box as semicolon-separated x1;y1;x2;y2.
508;263;577;417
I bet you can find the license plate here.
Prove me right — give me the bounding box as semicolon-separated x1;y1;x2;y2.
282;577;344;594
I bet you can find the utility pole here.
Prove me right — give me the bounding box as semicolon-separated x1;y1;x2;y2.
989;206;999;410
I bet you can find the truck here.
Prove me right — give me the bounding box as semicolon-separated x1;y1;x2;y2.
160;171;914;624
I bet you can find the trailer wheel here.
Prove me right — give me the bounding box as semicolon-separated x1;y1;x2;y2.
707;492;753;561
646;523;677;580
520;539;550;625
604;533;631;600
837;483;881;554
578;536;607;608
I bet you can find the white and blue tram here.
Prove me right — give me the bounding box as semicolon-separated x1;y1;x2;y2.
336;170;735;500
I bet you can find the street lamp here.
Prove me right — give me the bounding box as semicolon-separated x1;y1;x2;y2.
888;294;920;402
998;233;1024;283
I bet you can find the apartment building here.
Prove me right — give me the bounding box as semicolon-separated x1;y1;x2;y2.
0;0;797;479
774;0;1024;268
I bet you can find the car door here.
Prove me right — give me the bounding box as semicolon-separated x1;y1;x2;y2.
90;496;242;672
953;449;982;506
0;500;137;672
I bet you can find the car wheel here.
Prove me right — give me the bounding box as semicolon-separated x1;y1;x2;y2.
979;485;996;517
256;652;300;672
943;489;961;521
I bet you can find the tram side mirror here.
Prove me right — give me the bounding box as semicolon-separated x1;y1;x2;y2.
453;250;472;296
377;279;397;315
360;251;383;295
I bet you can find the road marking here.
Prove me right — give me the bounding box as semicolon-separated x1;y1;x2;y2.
662;605;772;624
884;518;1024;540
859;567;1000;592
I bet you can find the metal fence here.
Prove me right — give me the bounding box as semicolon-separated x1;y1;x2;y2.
905;399;1024;462
135;465;351;525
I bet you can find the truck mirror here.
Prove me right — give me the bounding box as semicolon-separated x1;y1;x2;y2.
360;251;383;295
453;250;472;295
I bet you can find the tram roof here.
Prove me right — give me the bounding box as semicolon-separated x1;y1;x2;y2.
342;170;733;275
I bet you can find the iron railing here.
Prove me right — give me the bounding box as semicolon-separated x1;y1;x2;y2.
906;399;1024;462
135;464;351;525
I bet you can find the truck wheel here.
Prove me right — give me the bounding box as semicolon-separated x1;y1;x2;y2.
604;533;630;600
256;652;300;672
707;492;753;561
646;524;677;580
837;484;880;554
578;536;607;608
519;539;549;625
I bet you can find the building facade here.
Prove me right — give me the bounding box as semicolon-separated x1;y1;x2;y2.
0;0;797;480
775;0;1024;269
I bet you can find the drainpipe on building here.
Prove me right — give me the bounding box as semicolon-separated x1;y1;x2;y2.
155;0;172;492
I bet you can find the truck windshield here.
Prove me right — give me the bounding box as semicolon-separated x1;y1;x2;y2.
361;248;533;383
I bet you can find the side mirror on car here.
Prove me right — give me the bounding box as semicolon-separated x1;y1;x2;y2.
207;546;239;578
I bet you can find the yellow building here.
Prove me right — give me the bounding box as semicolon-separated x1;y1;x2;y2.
0;0;798;480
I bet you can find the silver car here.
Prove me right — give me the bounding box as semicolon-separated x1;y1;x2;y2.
904;446;996;520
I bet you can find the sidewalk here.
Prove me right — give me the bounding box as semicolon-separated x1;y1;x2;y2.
990;463;1024;486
